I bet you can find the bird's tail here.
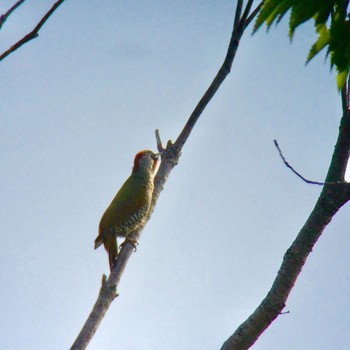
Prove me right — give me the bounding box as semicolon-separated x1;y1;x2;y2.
105;235;118;271
94;235;103;249
94;231;118;270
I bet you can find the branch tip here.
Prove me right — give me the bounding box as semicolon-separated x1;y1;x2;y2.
273;139;324;185
155;129;165;153
279;310;290;315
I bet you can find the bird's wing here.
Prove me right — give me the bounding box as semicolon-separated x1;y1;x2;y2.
99;175;149;231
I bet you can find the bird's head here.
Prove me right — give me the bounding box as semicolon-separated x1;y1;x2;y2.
132;150;159;174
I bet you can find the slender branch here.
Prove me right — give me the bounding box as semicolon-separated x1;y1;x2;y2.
155;129;165;153
240;0;255;28
325;85;350;182
0;0;26;30
234;0;244;30
174;0;258;151
70;1;262;349
244;1;264;28
341;81;347;112
274;140;324;185
0;0;66;62
341;78;349;112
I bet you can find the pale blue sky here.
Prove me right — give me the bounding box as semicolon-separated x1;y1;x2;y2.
1;1;349;349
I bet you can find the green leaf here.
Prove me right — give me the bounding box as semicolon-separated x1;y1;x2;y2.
289;0;319;38
306;24;330;63
336;70;348;89
329;18;350;71
253;0;293;32
253;0;350;90
314;2;333;25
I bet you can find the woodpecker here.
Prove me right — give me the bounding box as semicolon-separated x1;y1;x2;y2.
94;150;159;270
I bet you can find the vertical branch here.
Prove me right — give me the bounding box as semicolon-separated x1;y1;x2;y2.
234;0;244;30
325;83;350;182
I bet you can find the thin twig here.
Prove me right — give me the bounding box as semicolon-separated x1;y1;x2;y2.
155;129;165;153
0;0;26;30
240;0;255;27
245;0;264;28
274;140;324;185
174;0;258;150
0;0;66;61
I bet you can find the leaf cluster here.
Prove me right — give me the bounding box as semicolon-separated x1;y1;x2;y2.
254;0;350;89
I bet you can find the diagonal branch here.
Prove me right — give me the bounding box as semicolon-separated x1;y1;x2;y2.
240;0;255;28
244;1;264;29
0;0;66;62
274;139;324;185
0;0;26;30
220;87;350;350
174;0;262;151
70;1;262;349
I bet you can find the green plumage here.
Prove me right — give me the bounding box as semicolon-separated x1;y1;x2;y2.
94;150;158;270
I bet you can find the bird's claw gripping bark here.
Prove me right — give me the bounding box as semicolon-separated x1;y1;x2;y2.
121;237;139;252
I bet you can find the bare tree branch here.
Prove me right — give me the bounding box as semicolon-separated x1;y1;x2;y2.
234;0;243;30
273;139;325;185
341;77;350;113
0;0;26;30
220;93;350;350
174;0;261;151
0;0;66;62
244;1;264;29
325;85;350;182
240;0;255;28
70;1;261;349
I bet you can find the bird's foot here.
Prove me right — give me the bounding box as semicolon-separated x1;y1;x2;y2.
120;237;139;252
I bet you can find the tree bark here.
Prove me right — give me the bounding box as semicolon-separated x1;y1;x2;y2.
69;1;264;349
220;82;350;350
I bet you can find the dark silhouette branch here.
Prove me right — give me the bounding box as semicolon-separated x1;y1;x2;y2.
0;0;26;30
273;139;324;185
0;0;66;62
220;92;350;350
70;1;262;349
240;0;255;29
341;80;348;112
234;0;243;30
173;0;264;152
244;1;264;29
325;84;350;182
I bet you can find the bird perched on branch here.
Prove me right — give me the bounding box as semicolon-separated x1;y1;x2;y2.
94;150;159;270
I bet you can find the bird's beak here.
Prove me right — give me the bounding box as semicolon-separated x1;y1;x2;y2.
153;153;160;160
